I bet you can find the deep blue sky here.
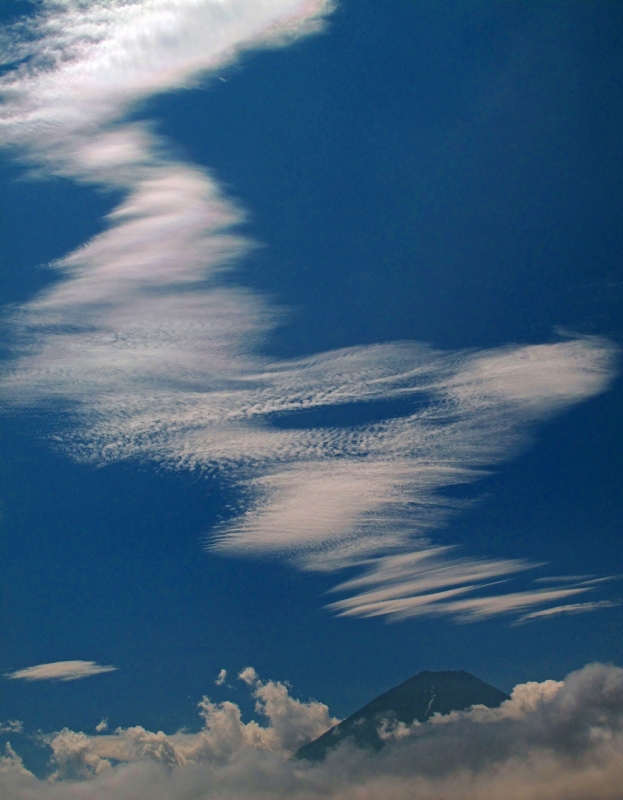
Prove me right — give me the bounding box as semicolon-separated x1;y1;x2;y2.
1;0;622;754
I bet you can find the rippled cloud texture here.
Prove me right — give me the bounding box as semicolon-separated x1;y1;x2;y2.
2;663;623;799
0;0;618;620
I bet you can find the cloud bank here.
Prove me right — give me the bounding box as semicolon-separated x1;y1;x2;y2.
5;661;117;682
0;0;619;621
43;667;339;779
2;663;623;799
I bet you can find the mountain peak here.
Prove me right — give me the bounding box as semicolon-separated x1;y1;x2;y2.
296;670;509;761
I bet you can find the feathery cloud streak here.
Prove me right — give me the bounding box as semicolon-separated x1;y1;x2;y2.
0;0;618;622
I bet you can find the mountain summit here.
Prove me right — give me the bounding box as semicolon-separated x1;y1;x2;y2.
296;670;509;761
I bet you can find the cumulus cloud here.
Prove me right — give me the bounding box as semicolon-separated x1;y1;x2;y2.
1;663;623;799
5;661;117;682
83;667;338;766
47;729;112;781
0;743;33;778
238;668;259;687
242;667;340;752
216;670;228;686
0;0;619;622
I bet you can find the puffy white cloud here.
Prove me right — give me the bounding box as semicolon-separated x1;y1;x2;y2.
238;668;259;687
47;729;112;781
84;667;338;766
5;661;117;682
0;0;619;623
245;670;339;753
2;663;623;799
0;743;33;778
216;670;228;686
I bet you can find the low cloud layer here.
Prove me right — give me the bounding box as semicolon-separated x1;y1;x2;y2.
2;663;623;799
44;667;339;779
0;0;619;621
5;661;117;682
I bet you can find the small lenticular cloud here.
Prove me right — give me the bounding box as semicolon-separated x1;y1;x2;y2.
6;661;117;682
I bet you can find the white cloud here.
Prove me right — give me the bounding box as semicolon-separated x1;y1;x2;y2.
0;721;23;735
2;663;623;799
421;678;564;727
0;0;333;168
206;339;617;620
325;548;600;622
0;0;619;623
215;670;227;686
95;719;109;733
238;667;259;687
5;661;117;682
517;600;621;623
86;667;338;765
47;729;112;781
0;743;33;778
249;671;340;752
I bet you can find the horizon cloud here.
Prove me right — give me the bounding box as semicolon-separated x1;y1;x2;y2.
2;662;623;800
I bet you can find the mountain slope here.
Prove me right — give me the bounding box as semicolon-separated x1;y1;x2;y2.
296;670;510;761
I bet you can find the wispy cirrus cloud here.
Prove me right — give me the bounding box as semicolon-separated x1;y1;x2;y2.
5;661;117;682
325;548;606;622
212;338;616;566
517;600;621;623
0;1;618;623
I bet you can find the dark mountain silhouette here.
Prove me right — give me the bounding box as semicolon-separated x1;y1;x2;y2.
296;670;510;761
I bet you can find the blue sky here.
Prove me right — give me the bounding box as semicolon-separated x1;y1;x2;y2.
0;0;622;793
